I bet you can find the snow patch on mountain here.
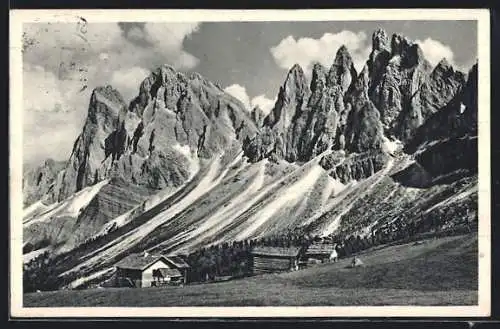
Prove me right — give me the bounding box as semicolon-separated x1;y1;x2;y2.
23;180;109;227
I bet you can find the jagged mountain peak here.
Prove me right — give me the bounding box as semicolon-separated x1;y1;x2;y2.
388;34;428;68
34;63;259;203
372;28;390;52
334;45;351;61
284;63;308;88
24;27;479;291
327;46;357;92
92;85;126;105
431;58;465;82
279;63;310;105
436;57;452;69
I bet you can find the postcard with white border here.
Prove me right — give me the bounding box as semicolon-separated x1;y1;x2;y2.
10;8;491;318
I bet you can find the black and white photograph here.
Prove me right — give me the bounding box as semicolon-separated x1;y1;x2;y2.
9;9;491;317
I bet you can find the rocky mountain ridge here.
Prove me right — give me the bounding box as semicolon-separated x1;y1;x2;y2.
22;29;478;290
24;65;259;206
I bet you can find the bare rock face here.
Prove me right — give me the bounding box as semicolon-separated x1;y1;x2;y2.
367;32;466;143
250;106;266;128
368;28;391;88
49;86;128;202
24;177;154;252
402;63;477;183
23;159;67;207
369;33;432;141
406;63;478;154
43;65;258;203
343;65;385;153
244;47;357;162
244;30;467;166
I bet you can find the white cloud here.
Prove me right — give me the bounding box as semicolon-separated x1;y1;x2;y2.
23;65;89;165
224;84;275;115
110;66;150;102
270;31;370;74
23;64;67;112
415;38;455;68
224;84;251;110
142;23;200;53
251;95;275;115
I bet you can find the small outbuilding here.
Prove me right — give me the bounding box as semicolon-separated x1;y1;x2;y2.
114;253;190;288
250;246;301;275
304;243;338;263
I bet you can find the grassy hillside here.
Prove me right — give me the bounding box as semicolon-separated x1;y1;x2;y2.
24;233;477;307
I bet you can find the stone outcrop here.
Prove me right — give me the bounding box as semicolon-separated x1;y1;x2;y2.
320;150;390;184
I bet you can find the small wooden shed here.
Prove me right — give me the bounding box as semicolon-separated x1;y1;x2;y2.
114;253;190;288
250;246;301;275
304;243;338;263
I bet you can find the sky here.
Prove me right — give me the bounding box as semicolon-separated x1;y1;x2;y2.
22;20;477;166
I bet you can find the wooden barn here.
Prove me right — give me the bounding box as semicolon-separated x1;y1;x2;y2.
250;246;301;275
114;253;190;288
304;243;338;263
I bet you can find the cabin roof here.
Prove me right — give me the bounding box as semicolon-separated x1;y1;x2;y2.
115;253;191;270
165;255;190;268
115;254;168;270
156;268;182;278
305;243;337;255
251;246;301;257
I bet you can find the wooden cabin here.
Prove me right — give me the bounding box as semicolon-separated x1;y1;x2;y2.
114;253;190;288
304;243;338;263
250;246;301;275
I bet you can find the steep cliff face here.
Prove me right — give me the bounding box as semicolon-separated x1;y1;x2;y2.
44;65;258;203
49;86;129;203
343;65;385;153
404;64;478;179
368;33;466;143
244;46;358;163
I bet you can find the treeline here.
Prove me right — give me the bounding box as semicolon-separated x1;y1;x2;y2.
185;235;315;282
23;251;60;292
331;201;477;257
184;201;477;283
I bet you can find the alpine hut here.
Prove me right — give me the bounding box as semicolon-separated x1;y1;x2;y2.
304;243;338;263
114;253;190;288
250;246;301;275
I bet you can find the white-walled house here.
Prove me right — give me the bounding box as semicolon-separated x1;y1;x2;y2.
114;253;190;288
